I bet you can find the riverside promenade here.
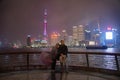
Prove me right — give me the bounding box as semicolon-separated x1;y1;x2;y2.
0;47;120;80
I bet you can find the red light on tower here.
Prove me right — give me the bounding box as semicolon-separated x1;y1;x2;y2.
107;27;112;31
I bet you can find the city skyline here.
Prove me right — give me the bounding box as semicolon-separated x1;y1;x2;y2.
0;0;120;44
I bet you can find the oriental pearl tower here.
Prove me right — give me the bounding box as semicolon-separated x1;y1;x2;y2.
43;9;48;40
41;9;48;46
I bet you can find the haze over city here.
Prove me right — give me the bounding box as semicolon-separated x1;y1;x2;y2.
0;0;120;45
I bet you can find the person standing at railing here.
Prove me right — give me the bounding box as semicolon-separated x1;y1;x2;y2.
57;40;68;72
51;43;60;71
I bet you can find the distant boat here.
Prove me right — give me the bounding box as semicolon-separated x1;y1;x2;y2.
86;45;108;49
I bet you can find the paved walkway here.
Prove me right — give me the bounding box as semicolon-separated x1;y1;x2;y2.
0;70;120;80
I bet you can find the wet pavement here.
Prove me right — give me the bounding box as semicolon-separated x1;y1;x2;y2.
0;70;120;80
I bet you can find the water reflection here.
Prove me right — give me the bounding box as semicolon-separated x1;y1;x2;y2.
50;72;56;80
89;55;117;70
49;71;68;80
68;48;120;53
0;71;119;80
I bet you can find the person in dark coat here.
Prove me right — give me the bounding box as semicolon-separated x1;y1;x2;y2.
51;43;60;70
57;40;68;71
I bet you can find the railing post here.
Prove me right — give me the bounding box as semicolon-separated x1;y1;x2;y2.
86;53;89;68
27;53;29;70
115;55;119;71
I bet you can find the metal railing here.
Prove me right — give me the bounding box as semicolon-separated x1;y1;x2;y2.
0;51;120;75
68;52;120;75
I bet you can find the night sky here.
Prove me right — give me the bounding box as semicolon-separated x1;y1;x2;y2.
0;0;120;44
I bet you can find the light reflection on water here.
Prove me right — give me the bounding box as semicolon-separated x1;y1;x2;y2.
68;48;120;53
88;55;117;70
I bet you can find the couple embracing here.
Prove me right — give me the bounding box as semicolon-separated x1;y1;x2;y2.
51;40;68;72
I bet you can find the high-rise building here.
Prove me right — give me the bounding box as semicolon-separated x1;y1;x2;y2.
50;32;60;46
26;35;31;47
85;30;91;40
72;25;85;46
67;36;73;46
73;26;78;41
78;25;85;41
72;26;79;46
61;30;67;42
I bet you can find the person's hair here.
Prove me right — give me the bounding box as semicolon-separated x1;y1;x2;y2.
60;40;64;42
56;43;59;45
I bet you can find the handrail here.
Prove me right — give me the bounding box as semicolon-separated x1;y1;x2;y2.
0;51;120;75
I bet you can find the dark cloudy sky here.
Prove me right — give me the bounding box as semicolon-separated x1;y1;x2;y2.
0;0;120;44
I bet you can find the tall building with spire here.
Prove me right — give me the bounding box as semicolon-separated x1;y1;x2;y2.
43;9;48;40
41;9;48;47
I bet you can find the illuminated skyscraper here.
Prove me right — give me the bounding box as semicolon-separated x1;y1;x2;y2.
61;30;67;41
50;32;60;46
72;25;85;46
73;26;79;46
78;25;85;41
73;26;78;41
